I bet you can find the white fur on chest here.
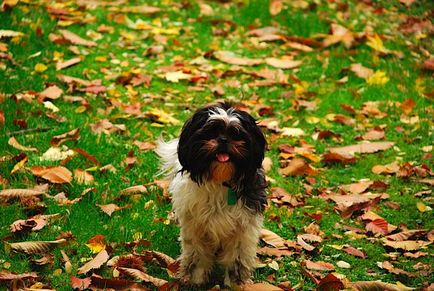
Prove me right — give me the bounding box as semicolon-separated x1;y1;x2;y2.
170;172;259;244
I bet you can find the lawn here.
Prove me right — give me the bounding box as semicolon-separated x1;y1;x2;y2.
0;0;433;290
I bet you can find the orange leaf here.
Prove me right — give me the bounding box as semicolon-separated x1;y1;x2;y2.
78;249;109;274
30;166;72;184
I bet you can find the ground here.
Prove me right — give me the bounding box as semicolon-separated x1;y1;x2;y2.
0;0;433;290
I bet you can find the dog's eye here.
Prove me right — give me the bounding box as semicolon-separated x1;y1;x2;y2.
227;127;243;140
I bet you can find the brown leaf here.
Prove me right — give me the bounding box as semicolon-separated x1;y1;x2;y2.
350;63;374;79
297;234;322;251
382;239;432;251
10;218;47;233
366;219;389;235
0;270;39;281
269;0;283;16
8;239;66;254
60;30;97;47
322;152;357;165
257;246;293;258
8;136;37;152
214;50;264;66
323;23;355;48
305;260;335;271
51;128;80;146
90;274;147;290
421;58;434;71
133;140;156;151
97;203;131;216
260;229;287;248
74;169;94;185
339;181;374;194
39;85;63;100
328;141;394;158
401;98;416;115
326;193;383;218
372;161;400;175
377;261;414;277
0;110;4;126
279;158;317;176
265;57;302;69
342;245;366;258
350;280;413;291
30;166;73;184
143;250;176;268
70;276;91;290
90;119;126;134
118;267;168;287
242;282;283;291
56;57;81;70
0;188;45;200
119;185;148;195
361;127;385;140
78;249;110;274
385;230;427;241
270;187;304;207
317;273;344;291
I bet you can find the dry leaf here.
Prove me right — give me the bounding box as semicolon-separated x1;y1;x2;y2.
350;280;415;291
60;30;97;47
260;229;287;248
118;267;168;287
133;140;155;151
328;141;394;158
265;57;302;69
0;270;39;281
56;57;81;70
8;239;66;254
323;23;354;48
51;128;80;146
242;282;283;291
119;185;148;195
39;85;63;100
372;161;400;175
97;203;131;216
382;239;431;251
30;166;73;184
70;276;91;290
0;188;45;200
8;137;37;152
305;260;335;271
214;50;264;66
350;63;374;79
74;169;94;185
78;249;110;274
269;0;283;16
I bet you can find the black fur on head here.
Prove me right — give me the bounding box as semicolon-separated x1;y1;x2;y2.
177;102;268;212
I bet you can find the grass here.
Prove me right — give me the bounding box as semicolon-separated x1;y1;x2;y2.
1;0;433;290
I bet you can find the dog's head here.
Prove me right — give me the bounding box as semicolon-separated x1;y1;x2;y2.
178;102;266;185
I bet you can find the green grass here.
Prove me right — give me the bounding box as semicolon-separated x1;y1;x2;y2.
1;0;433;290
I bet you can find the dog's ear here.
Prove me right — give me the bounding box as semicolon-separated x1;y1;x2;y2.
238;111;266;169
178;108;210;172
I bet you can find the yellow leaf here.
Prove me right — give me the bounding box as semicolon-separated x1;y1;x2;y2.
366;33;385;52
95;56;107;62
34;63;47;73
85;242;105;254
417;202;432;212
366;70;389;85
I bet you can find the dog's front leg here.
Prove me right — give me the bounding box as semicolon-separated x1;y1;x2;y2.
179;231;214;285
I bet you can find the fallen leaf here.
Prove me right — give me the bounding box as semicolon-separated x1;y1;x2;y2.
60;30;97;47
269;0;283;16
350;63;373;79
164;71;192;82
30;166;73;184
279;158;317;176
56;57;81;70
366;219;389;235
328;141;394;159
242;282;283;291
8;239;66;254
119;185;148;195
70;276;91;290
8;136;37;152
265;57;302;69
78;249;110;274
118;267;168;287
350;280;415;291
51;128;80;146
260;229;287;248
39;85;63;100
133;140;155;151
0;270;39;281
372;161;400;175
0;29;24;38
342;245;366;258
323;23;355;48
305;260;334;271
382;239;431;251
0;188;45;200
366;70;389;85
74;169;94;185
214;50;263;66
97;203;131;216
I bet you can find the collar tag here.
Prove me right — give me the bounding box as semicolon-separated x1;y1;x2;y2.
227;188;237;206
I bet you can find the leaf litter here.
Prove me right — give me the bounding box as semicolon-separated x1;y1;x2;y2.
0;0;433;290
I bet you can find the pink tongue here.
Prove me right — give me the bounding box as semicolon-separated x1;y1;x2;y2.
216;153;230;162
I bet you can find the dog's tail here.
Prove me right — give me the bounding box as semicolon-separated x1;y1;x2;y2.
155;138;180;179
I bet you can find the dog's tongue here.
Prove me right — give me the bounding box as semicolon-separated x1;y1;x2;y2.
216;153;230;163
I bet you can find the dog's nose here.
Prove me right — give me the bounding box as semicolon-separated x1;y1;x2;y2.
218;136;228;144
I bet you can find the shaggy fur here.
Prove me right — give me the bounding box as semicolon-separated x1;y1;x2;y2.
156;102;267;286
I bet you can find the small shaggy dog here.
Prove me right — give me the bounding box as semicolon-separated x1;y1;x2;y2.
156;102;267;286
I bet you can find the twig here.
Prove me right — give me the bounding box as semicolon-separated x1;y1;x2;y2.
7;127;52;136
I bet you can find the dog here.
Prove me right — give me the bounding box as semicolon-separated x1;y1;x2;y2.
156;102;267;286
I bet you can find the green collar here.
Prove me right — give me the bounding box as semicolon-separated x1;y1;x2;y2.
223;183;238;206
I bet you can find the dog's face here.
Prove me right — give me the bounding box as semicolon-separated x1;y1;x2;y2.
178;102;266;185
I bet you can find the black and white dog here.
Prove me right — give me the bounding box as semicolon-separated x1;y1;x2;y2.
156;102;267;286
